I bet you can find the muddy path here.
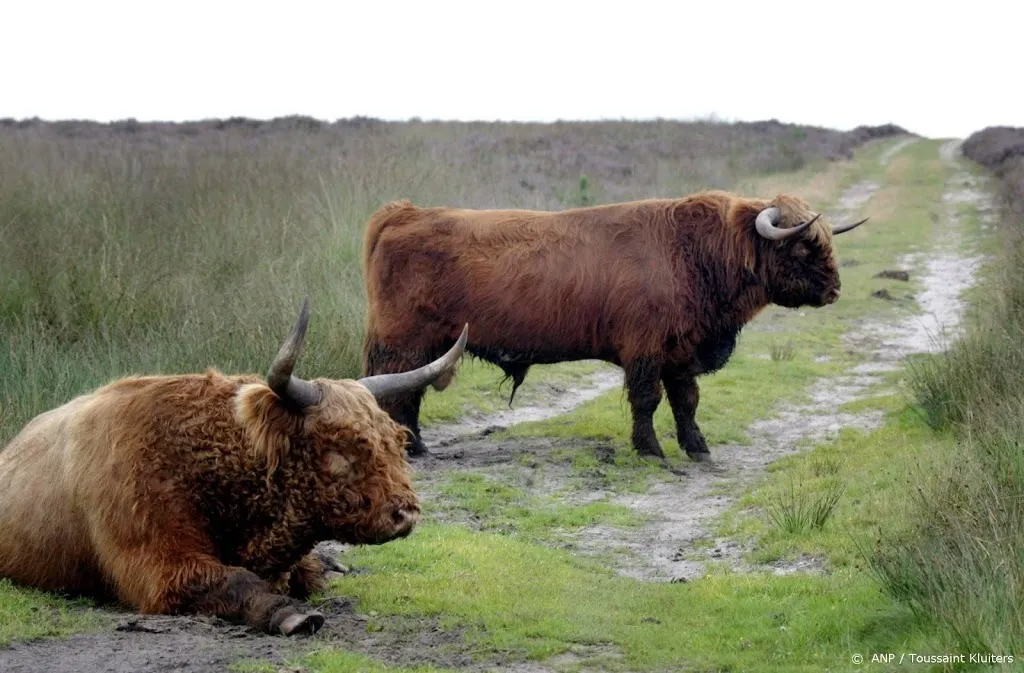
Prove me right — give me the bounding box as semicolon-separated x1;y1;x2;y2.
0;140;993;673
421;368;624;447
0;597;490;673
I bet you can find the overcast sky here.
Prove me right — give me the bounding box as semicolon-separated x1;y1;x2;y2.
4;1;1021;138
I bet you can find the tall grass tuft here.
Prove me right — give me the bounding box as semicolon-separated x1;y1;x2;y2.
768;339;797;362
765;475;846;534
868;126;1024;658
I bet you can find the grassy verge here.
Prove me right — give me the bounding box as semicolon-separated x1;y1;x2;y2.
331;522;936;673
863;129;1024;661
718;401;945;567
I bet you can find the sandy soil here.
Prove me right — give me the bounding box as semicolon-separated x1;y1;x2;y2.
0;139;994;673
421;369;623;447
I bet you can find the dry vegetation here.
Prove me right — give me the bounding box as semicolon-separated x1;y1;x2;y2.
0;116;907;445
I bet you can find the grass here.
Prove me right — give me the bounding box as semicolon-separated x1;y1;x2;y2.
719;407;947;569
768;339;797;362
861;127;1024;661
319;409;976;673
0;580;105;646
764;474;846;535
331;524;934;673
868;431;1024;659
299;136;978;673
0;118;930;672
303;651;449;673
0;117;902;446
428;471;645;541
418;359;603;425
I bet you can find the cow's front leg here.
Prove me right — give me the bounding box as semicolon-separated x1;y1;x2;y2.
191;565;324;635
286;548;350;600
362;338;430;456
92;517;323;636
624;357;665;459
99;548;322;635
662;368;711;462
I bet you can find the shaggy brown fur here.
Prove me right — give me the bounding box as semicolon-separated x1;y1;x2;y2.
361;190;850;459
0;368;419;635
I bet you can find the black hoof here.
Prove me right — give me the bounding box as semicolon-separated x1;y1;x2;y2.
405;436;429;457
278;610;325;636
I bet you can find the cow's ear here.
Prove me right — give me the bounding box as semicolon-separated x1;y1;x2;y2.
235;383;300;482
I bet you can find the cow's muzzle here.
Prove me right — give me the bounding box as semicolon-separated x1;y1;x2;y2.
391;506;420;539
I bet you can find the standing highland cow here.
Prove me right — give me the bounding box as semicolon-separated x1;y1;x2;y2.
0;299;468;635
361;191;867;461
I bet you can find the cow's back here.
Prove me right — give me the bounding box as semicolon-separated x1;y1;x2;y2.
363;201;676;359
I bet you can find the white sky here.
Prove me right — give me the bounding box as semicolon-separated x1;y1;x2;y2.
4;1;1022;138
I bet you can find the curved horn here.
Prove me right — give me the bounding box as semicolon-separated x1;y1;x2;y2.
267;298;322;409
754;207;818;241
832;216;870;235
358;324;469;400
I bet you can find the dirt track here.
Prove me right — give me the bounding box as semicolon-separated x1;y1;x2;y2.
0;140;993;673
0;598;482;673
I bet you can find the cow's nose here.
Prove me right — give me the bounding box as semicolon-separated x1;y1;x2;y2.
392;507;420;536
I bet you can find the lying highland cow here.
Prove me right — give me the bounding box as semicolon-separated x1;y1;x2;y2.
361;191;867;461
0;299;468;635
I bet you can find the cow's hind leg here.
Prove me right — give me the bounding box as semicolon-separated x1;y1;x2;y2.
363;337;432;455
624;357;665;459
662;367;711;462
